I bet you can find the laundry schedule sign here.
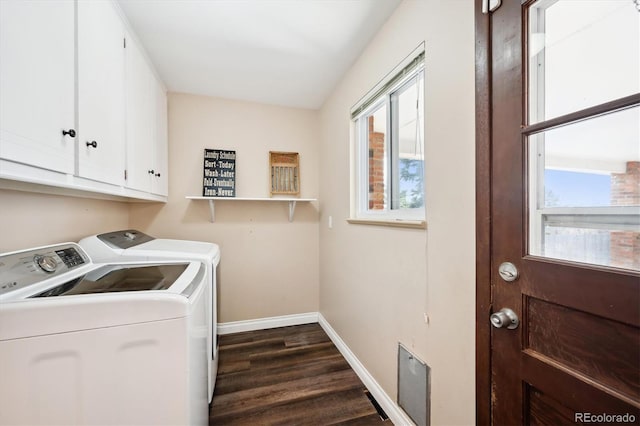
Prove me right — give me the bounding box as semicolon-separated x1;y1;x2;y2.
203;149;236;197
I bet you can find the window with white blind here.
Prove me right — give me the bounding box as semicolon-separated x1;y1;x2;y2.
350;46;425;225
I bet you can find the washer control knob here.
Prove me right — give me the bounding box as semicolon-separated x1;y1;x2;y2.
34;255;57;273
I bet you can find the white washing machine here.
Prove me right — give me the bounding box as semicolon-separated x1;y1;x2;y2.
0;243;209;426
79;229;221;402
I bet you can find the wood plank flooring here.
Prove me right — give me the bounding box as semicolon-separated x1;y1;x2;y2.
209;323;391;425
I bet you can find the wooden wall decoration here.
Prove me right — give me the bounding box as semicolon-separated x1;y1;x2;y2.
270;151;299;196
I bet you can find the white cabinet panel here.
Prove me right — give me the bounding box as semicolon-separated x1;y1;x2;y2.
153;82;169;196
125;34;156;193
124;35;169;196
77;0;126;186
0;0;75;174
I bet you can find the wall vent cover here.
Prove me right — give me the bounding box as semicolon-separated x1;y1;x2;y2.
398;343;430;426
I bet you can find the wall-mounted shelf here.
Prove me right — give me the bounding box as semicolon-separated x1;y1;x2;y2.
186;196;317;222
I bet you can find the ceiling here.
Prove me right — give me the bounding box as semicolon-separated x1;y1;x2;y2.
117;0;402;110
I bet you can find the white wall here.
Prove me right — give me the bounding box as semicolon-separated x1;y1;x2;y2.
129;93;320;322
318;1;476;424
0;188;129;252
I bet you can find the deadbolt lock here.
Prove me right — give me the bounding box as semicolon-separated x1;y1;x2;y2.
498;262;519;282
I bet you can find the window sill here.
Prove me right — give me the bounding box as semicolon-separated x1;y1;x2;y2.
346;218;426;229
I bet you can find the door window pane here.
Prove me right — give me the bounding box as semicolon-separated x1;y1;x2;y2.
528;0;639;123
528;107;640;270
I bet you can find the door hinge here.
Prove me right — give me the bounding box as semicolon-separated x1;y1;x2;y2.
482;0;501;14
124;169;127;180
123;38;127;48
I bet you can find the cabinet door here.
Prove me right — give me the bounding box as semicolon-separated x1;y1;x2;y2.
77;0;125;186
153;82;169;196
124;34;156;193
0;0;75;174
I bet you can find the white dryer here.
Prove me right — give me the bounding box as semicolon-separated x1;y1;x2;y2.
0;243;209;426
79;229;221;402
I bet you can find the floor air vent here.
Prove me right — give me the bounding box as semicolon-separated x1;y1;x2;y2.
398;343;430;426
364;390;389;421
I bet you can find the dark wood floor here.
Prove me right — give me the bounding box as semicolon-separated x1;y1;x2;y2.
209;323;391;425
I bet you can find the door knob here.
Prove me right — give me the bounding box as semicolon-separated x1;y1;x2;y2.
490;308;519;329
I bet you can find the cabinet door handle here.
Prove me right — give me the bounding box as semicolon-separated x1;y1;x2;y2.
148;169;155;175
86;141;98;148
155;173;161;177
62;129;76;138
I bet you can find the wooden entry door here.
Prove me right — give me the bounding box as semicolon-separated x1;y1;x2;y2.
476;0;640;424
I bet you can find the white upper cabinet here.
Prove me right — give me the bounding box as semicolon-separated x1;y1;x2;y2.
0;0;76;174
153;81;169;196
77;0;126;186
0;0;167;201
124;34;169;196
125;33;156;192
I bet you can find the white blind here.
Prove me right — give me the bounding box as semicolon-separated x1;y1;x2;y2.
350;45;425;120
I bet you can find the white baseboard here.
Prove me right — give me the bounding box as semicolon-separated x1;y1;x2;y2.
318;313;415;426
217;312;319;335
217;311;414;426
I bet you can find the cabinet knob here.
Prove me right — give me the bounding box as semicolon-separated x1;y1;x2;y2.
148;169;155;175
86;141;98;148
155;173;161;177
62;129;76;138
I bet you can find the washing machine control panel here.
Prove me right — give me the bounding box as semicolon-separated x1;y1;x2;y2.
0;244;90;297
97;229;155;249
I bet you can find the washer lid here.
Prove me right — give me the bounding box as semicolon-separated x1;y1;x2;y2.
31;263;189;297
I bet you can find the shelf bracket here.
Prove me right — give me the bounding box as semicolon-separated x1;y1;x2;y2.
207;199;216;222
288;200;297;222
